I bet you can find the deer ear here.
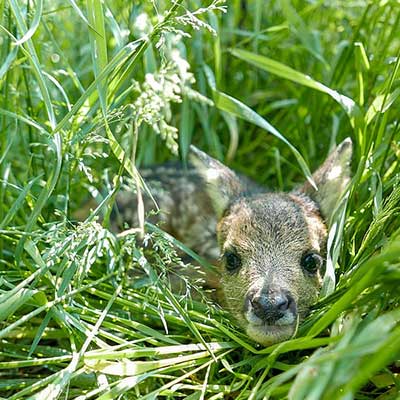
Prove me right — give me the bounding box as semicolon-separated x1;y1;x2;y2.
189;146;245;217
297;138;352;222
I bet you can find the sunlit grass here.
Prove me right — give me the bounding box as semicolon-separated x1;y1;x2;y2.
1;1;400;399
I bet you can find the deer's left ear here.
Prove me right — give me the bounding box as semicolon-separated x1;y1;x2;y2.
296;138;352;222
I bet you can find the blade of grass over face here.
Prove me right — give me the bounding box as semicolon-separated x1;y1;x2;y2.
308;238;400;338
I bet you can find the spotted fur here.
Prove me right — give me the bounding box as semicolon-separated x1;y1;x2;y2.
114;139;352;345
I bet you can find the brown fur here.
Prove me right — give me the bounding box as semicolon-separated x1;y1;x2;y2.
113;139;352;345
217;193;327;344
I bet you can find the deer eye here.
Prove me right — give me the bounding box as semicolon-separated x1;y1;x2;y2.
301;252;323;274
224;250;242;272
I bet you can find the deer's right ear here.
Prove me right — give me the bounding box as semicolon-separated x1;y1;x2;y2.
297;138;352;222
189;146;245;217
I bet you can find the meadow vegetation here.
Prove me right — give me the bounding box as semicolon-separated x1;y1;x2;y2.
1;0;400;398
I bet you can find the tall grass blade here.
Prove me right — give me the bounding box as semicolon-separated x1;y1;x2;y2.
204;65;316;188
230;48;363;129
8;0;56;128
14;0;43;46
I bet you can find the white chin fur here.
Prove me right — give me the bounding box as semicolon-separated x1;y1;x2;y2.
246;323;295;346
245;310;296;326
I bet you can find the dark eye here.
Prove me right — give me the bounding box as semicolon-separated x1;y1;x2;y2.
301;252;323;274
224;251;242;272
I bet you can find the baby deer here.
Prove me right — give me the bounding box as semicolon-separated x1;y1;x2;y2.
114;139;352;345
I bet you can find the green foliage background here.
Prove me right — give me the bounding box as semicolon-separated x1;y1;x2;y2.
1;0;400;398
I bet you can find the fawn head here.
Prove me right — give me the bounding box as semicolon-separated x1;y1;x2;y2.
190;139;352;345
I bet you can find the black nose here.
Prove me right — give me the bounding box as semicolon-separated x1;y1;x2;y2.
249;289;295;323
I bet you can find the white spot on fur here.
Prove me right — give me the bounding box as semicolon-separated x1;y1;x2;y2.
246;323;295;346
327;165;342;180
206;168;220;181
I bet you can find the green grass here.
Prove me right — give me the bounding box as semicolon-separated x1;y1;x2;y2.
1;0;400;398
